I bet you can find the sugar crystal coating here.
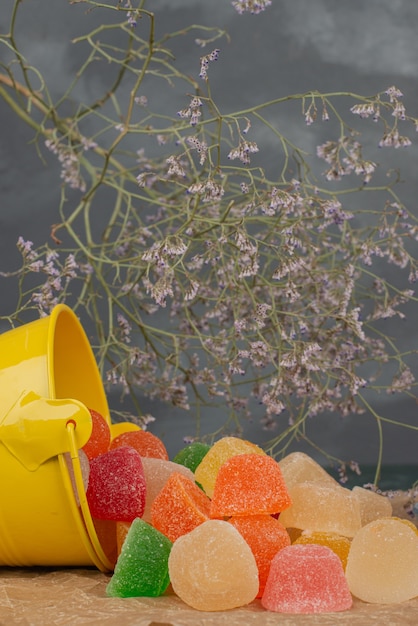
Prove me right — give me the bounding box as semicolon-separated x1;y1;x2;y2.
168;519;259;611
106;518;172;597
210;453;291;518
278;451;339;489
86;446;146;521
173;441;211;473
116;520;131;557
110;429;169;460
82;409;111;460
278;481;361;538
228;515;290;597
63;448;90;506
352;486;392;526
141;457;194;523
194;436;265;498
151;472;211;542
92;518;118;567
262;544;352;614
345;517;418;603
294;531;351;570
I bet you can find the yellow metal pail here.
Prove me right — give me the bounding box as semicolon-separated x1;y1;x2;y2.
0;304;113;571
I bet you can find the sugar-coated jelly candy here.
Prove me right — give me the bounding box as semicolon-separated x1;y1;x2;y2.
228;515;290;597
278;451;339;489
168;519;259;611
63;448;90;506
82;409;111;460
345;517;418;604
110;429;169;460
394;516;418;536
194;436;265;498
278;481;361;538
210;453;291;518
86;446;146;521
352;486;392;526
262;544;352;614
173;441;211;473
110;421;141;440
141;457;194;523
106;518;172;598
294;531;351;570
92;518;118;568
151;472;211;542
116;520;131;557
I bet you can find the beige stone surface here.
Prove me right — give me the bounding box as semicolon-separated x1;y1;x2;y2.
1;566;418;626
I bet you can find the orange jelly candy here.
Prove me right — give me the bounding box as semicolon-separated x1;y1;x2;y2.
116;521;132;557
229;515;291;597
82;408;111;460
210;453;292;518
151;472;211;542
194;436;265;498
110;429;169;460
293;531;351;570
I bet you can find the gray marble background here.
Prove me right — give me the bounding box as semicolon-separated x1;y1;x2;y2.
1;0;417;466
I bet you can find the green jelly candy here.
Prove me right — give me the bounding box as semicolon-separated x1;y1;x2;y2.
173;442;211;473
106;518;172;598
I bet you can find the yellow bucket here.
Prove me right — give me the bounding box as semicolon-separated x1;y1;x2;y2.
0;304;114;571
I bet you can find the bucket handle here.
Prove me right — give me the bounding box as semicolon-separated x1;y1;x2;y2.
65;420;114;572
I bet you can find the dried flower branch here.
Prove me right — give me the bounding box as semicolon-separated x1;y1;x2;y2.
0;0;417;481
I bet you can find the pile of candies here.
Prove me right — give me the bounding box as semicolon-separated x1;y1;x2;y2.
75;409;418;614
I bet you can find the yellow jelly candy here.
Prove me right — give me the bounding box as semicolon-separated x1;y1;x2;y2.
168;519;259;611
294;531;351;570
278;451;339;489
345;517;418;604
352;486;392;526
278;481;361;538
194;436;265;498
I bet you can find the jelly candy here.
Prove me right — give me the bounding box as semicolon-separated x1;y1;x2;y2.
110;421;141;440
168;519;259;611
116;521;131;556
151;472;211;542
345;517;418;603
141;457;195;523
286;527;303;543
82;408;111;460
393;516;418;536
261;544;352;613
110;429;169;460
278;451;339;489
106;518;172;597
92;518;118;568
173;441;211;473
228;515;290;597
63;448;90;506
86;446;146;521
293;531;351;570
278;481;361;538
194;436;265;498
352;486;392;526
209;453;291;518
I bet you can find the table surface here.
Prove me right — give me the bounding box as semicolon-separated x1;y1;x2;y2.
1;566;418;626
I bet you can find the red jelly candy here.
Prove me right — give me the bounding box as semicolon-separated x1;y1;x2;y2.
229;515;291;598
86;446;146;522
210;453;292;518
261;544;353;614
82;408;111;460
110;430;169;460
151;472;211;542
